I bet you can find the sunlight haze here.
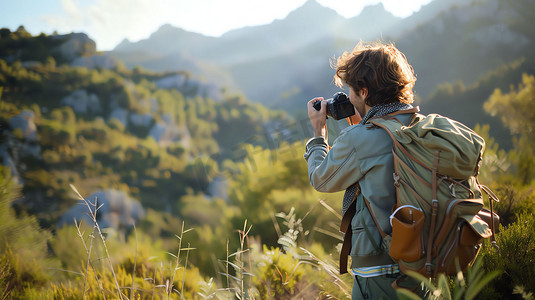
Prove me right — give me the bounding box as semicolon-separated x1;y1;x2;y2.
1;0;433;50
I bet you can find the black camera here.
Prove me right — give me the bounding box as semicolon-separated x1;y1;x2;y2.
313;92;355;120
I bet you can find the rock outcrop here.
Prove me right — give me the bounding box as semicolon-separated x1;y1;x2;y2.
71;54;118;69
61;90;102;114
58;189;145;229
52;32;97;62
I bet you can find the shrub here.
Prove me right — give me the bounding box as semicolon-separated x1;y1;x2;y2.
253;246;307;299
0;166;56;297
479;212;535;298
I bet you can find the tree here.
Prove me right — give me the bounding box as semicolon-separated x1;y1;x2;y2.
15;26;31;38
484;73;535;185
485;73;535;136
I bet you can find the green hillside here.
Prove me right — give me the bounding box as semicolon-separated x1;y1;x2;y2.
0;30;351;298
0;29;296;223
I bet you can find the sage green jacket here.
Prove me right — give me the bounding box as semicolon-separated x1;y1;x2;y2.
305;112;415;268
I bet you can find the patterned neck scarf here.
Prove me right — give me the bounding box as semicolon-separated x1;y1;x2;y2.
359;102;413;125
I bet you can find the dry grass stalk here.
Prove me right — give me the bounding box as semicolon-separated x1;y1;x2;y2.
70;184;127;299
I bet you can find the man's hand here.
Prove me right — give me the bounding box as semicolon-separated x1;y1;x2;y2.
308;97;327;138
346;107;362;125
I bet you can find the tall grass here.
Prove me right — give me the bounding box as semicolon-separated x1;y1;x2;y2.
218;220;256;299
71;184;124;299
3;183;500;299
68;184;197;299
166;221;195;299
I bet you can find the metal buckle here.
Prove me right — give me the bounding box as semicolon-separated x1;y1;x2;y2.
393;173;400;188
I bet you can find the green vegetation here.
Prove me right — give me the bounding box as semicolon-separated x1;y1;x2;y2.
0;47;292;226
476;73;535;298
0;26;93;65
1;29;534;298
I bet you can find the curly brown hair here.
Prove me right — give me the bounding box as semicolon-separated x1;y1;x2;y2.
334;41;416;106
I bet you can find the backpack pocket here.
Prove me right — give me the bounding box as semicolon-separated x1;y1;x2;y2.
437;214;492;275
389;204;425;262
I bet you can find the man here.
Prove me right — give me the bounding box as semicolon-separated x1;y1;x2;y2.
304;41;423;299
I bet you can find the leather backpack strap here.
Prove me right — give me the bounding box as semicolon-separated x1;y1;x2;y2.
479;184;500;250
426;150;441;276
341;189;389;274
339;192;358;274
362;195;388;239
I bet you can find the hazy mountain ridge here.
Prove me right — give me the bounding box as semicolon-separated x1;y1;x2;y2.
109;0;535;146
397;0;534;98
109;0;404;109
420;57;535;150
116;0;348;65
339;3;401;40
111;0;501;101
115;24;218;57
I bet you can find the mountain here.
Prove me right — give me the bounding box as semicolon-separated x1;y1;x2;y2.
214;0;344;65
222;0;342;41
109;0;535;135
340;3;402;40
114;0;347;66
109;0;400;109
396;0;534;98
384;0;472;37
114;24;217;56
419;57;535;150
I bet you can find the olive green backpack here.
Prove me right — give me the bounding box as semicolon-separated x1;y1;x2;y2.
365;111;500;278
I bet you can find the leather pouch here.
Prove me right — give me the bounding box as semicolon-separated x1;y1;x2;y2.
389;204;425;262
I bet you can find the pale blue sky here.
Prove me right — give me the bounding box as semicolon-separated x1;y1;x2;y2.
1;0;433;51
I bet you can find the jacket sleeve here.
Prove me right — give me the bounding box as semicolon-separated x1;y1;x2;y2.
304;129;364;193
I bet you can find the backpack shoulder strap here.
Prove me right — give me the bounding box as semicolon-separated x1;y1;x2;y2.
362;111;423;239
370;113;428;168
362;193;388;239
